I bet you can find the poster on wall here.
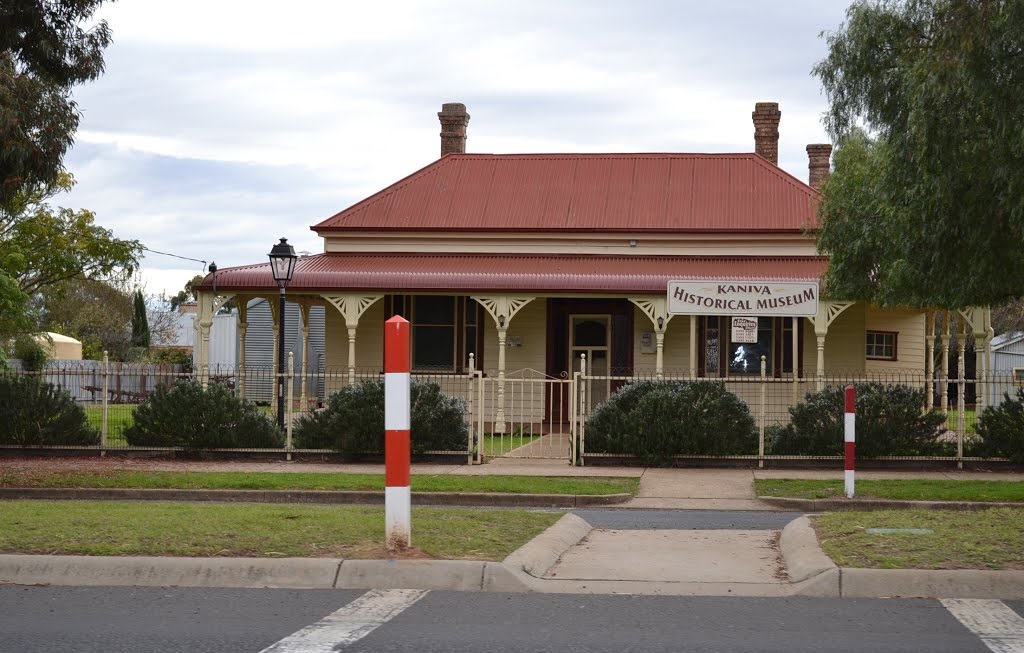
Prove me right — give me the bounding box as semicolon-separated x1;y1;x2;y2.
731;317;758;343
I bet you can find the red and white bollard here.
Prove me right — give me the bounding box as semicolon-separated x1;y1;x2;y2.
384;316;411;550
844;385;856;498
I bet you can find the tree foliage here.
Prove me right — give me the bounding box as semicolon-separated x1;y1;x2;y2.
41;277;133;360
1;173;141;297
0;268;32;342
169;274;204;311
0;0;112;214
814;0;1024;308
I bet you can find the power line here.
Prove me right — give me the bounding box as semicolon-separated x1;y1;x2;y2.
141;247;210;271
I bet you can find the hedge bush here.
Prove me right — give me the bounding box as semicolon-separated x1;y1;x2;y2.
766;382;948;458
124;380;283;451
292;379;468;454
14;335;48;372
585;380;758;465
974;388;1024;463
0;374;99;446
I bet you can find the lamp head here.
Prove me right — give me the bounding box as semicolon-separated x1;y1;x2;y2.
268;238;297;286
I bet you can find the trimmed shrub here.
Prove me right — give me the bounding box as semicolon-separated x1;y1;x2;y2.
974;388;1024;463
585;380;758;465
766;383;948;458
583;380;665;456
0;374;99;446
125;380;283;451
292;379;469;454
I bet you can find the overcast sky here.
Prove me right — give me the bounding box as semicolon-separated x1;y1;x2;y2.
60;0;853;299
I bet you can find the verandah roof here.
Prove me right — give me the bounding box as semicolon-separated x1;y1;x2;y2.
197;253;827;295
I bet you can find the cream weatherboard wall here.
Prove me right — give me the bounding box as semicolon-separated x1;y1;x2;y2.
865;306;926;373
631;307;695;375
482;301;547;376
324;300;385;373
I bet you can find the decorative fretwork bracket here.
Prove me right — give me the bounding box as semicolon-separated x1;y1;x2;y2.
471;296;536;329
629;297;672;332
321;294;383;327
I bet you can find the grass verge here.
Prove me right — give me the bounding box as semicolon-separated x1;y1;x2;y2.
755;478;1024;502
0;500;562;560
0;469;638;496
812;508;1024;570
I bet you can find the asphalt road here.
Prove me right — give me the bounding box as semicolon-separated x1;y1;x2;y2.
3;510;1022;652
3;586;1022;653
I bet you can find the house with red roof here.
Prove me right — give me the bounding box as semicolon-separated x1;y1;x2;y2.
195;102;990;458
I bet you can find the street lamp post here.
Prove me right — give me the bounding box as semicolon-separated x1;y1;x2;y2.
268;237;297;431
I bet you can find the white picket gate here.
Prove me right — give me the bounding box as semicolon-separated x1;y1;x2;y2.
473;370;577;462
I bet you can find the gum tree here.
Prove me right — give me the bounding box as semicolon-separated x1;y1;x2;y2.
814;0;1024;308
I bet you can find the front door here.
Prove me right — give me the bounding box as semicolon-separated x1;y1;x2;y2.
546;299;634;422
570;315;610;407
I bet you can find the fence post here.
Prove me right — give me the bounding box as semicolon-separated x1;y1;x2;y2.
845;385;856;498
758;355;766;469
957;348;966;470
571;370;579;466
476;366;485;465
101;351;109;454
467;353;476;465
579;353;587;419
384;315;411;550
286;351;294;461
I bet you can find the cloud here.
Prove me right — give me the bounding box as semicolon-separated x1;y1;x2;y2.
62;0;851;296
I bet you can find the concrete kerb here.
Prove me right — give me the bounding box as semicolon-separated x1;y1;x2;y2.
777;515;1024;600
0;488;632;508
0;555;535;593
0;514;592;594
503;513;593;579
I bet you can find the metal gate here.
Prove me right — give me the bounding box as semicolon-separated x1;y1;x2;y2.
474;370;577;462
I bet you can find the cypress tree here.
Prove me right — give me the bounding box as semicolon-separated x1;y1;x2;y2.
131;290;150;348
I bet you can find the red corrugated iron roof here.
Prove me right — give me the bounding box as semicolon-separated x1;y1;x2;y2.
313;153;821;233
198;253;827;294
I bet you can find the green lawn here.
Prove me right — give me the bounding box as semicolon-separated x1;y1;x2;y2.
813;508;1024;569
756;478;1024;502
946;408;976;434
0;500;561;560
0;469;639;496
480;434;542;456
83;405;135;445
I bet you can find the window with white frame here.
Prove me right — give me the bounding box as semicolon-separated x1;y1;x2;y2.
866;331;897;360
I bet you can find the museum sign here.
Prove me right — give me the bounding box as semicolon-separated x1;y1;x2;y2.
667;280;819;317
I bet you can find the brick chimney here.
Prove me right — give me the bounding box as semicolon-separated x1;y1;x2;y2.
806;144;833;191
752;102;781;165
438;102;470;157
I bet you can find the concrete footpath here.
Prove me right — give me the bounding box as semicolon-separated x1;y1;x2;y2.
0;457;1022;598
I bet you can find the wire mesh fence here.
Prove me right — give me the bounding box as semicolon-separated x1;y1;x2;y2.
576;366;1015;465
1;358;1019;464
